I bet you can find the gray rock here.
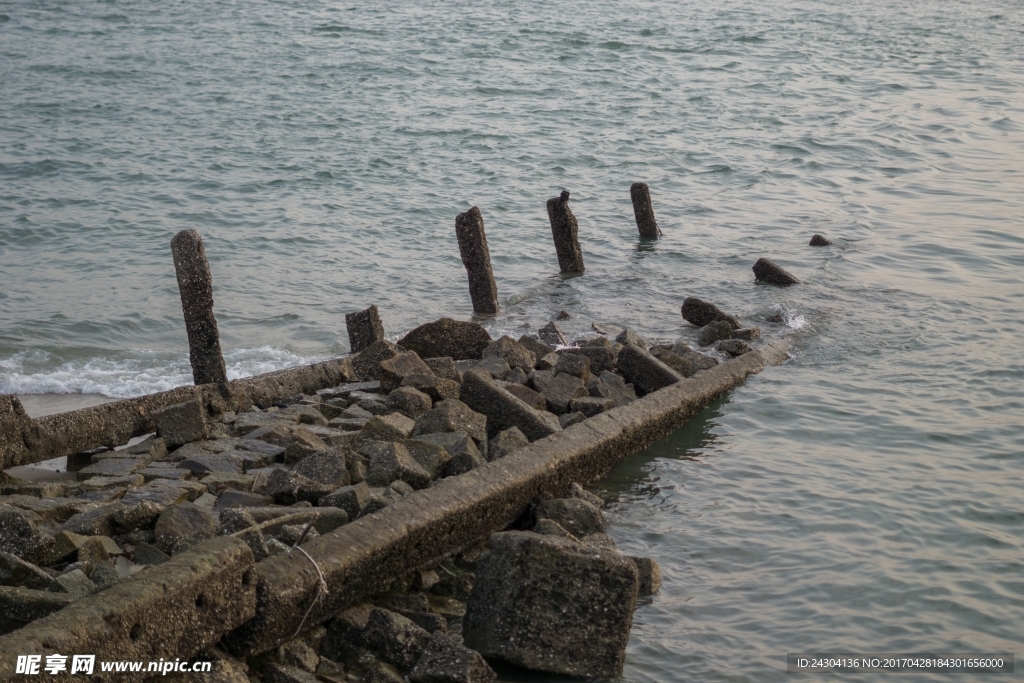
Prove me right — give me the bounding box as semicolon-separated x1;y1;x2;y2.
649;346;717;377
567;482;604;508
533;519;578;541
362;413;417;442
413;400;487;448
698;320;734;347
179;452;245;476
53;568;95;596
291;451;351;487
0;552;59;590
556;310;571;320
264;663;321;683
113;500;163;531
537;321;568;347
411;431;479;464
366;442;431;490
484;336;535;374
716;338;754;356
0;586;76;634
264;469;336;505
553;353;591;383
460;370;561;442
505;366;529;385
77;456;147;481
358;399;391;416
442;439;486;477
341;404;374;420
558;412;586;428
475;354;510;380
752;257;801;285
535;352;559;371
517;335;554;365
680;297;741;329
346;304;387;354
400;374;460;402
535;498;605;536
422;357;460;382
399;318;492;361
391;609;447;635
152;501;217;555
409;631;497;683
810;233;832;246
540;372;588;415
386;386;434;419
504;382;547;411
152;399;209;448
59;502;125;537
401;440;451;479
615;328;646;348
278;404;329;427
527;369;555;393
362;607;433;673
352;340;402;381
616;343;683;396
463;531;639;678
569;396;614;418
133;542;170;565
280;428;330;466
379;351;435;394
0;504;55;564
732;327;761;340
487;426;529;461
170;229;229;386
628;556;662;596
570;339;619;373
319;481;371;519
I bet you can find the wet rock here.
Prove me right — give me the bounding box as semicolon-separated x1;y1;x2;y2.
569;396;614;417
517;335;554;365
0;586;76;635
292;450;351;487
556;310;572;320
362;607;433;673
423;357;460;382
535;498;605;537
0;504;55;564
809;233;832;246
318;481;371;520
615;328;646;348
366;442;431;490
409;631;497;683
571;338;618;373
460;370;561;441
558;412;586;428
732;327;761;340
715;339;753;356
488;427;529;461
133;542;170;565
537;321;568;347
153;501;217;555
628;556;662;596
346;304;387;354
401;374;460;402
752;257;801;285
503;383;546;411
414;400;487;448
698;320;734;347
264;469;336;505
540;372;588;415
475;354;510;380
463;531;639;678
616;343;683;396
152;399;209;448
484;336;536;374
680;297;741;329
535;352;559;371
362;413;417;442
379;351;435;394
553;353;592;383
568;482;604;508
352;340;402;381
649;345;717;377
630;181;661;238
399;318;492;361
401;440;451;479
385;386;434;420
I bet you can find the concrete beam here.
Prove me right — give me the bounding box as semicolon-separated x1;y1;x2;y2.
0;537;256;682
224;339;788;656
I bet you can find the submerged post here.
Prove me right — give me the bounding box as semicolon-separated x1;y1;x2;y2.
455;206;499;315
170;229;228;386
630;182;661;238
346;305;386;353
546;190;585;273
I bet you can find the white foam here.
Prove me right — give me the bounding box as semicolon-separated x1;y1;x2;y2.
0;346;320;399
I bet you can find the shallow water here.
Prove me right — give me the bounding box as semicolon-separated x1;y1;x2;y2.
1;0;1023;679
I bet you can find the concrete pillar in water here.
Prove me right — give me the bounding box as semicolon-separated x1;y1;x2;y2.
546;190;585;273
455;206;499;315
346;305;386;353
170;229;228;386
630;182;661;238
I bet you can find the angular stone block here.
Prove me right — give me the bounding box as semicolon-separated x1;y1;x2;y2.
346;305;387;354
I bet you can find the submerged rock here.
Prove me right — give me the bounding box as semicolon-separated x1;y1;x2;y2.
698;320;734;347
809;233;832;246
680;297;741;329
752;257;801;285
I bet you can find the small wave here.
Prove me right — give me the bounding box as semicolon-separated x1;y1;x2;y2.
0;347;319;399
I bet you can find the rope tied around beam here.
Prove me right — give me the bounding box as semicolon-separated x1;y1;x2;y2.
289;519;327;639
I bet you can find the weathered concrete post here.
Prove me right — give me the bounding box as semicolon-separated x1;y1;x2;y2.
630;182;661;238
455;207;499;315
170;229;228;386
546;190;585;274
346;305;386;353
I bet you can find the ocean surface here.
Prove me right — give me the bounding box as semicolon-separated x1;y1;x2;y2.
1;0;1022;680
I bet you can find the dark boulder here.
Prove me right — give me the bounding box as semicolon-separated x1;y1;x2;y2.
399;319;492;361
809;233;832;246
537;321;568;348
616;344;683;396
409;631;497;683
379;351;435;394
346;305;387;354
352;340;402;382
697;320;734;347
535;498;605;536
680;297;740;329
484;336;535;374
752;257;800;285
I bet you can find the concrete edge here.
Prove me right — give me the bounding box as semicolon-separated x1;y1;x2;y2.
224;339;789;655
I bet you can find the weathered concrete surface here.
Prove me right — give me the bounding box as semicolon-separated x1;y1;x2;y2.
546;190;584;274
455;207;499;315
630;182;661;239
0;357;354;470
223;339;788;656
171;229;229;387
0;537;256;682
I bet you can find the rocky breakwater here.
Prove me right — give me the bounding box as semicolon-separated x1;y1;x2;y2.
0;308;783;681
